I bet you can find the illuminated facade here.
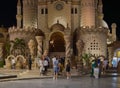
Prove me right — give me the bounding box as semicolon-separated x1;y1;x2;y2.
7;0;117;63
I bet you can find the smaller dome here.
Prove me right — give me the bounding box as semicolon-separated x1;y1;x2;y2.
51;23;65;31
102;20;109;28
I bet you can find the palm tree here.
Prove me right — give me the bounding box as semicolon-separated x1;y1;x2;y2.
4;42;11;58
82;53;91;68
10;38;26;56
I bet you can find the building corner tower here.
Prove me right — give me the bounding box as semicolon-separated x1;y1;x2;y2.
23;0;38;28
16;0;22;28
79;0;108;58
80;0;95;27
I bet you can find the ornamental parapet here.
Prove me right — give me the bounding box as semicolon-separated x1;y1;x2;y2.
8;26;44;40
8;26;37;34
80;26;108;34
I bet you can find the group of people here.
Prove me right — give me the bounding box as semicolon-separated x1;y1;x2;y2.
37;55;50;76
52;56;71;80
10;54;71;80
37;55;71;80
91;58;109;78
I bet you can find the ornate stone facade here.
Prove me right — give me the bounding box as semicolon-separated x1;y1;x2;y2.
9;0;109;59
1;0;117;69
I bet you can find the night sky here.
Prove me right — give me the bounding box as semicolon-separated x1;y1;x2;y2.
0;0;120;39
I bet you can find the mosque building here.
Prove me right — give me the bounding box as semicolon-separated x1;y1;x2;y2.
0;0;118;68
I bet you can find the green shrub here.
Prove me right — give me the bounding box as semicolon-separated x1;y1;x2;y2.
0;60;4;67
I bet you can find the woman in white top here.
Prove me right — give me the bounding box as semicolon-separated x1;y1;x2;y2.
38;58;44;76
11;58;15;69
43;59;48;75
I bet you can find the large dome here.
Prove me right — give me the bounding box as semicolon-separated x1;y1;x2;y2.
102;20;109;28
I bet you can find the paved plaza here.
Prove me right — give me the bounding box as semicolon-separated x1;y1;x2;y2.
0;76;119;88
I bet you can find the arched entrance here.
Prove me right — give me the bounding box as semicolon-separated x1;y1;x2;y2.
49;32;65;57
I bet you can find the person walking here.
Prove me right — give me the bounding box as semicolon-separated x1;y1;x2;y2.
99;60;103;77
43;58;49;75
103;59;108;74
90;60;96;77
38;57;44;76
28;55;32;70
53;57;59;80
65;60;71;79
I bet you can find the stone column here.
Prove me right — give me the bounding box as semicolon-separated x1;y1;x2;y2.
35;36;43;57
43;33;49;57
10;42;14;54
76;40;84;75
76;40;84;59
43;39;49;57
64;35;71;61
43;49;49;57
28;39;36;69
108;47;113;67
0;43;4;60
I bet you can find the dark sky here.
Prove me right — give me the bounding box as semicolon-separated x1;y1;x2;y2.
102;0;120;40
0;0;120;39
0;0;17;27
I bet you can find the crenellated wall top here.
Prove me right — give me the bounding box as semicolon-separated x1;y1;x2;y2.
9;26;35;33
8;26;44;36
80;26;108;34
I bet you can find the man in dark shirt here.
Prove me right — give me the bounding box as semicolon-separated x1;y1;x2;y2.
28;55;32;70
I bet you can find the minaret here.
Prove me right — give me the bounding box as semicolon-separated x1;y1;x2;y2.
97;0;104;27
80;0;95;27
111;23;117;41
16;0;22;28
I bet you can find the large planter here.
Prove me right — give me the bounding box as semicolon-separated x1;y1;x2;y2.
5;59;11;69
94;68;99;78
16;61;21;69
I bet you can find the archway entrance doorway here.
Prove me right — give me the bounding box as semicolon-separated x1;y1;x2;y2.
49;32;65;57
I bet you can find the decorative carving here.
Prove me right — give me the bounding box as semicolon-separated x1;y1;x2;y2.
28;39;36;59
64;35;71;60
5;55;16;69
5;55;26;69
76;40;84;57
43;49;49;57
0;43;4;60
76;40;84;75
